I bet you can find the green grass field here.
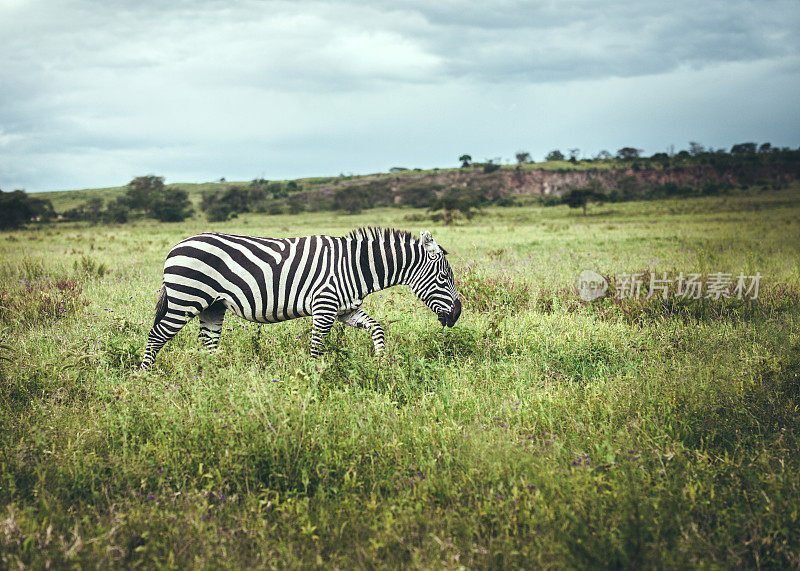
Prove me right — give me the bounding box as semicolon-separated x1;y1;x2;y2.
2;186;799;568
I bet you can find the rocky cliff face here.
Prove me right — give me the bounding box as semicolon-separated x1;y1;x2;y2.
387;163;798;197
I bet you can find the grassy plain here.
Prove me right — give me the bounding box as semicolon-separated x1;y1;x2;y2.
2;186;800;568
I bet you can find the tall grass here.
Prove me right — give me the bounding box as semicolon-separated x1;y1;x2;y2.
1;187;799;567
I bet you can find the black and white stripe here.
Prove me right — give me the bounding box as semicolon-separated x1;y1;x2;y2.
140;227;461;370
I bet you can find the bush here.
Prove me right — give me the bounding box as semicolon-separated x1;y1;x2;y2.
103;197;131;223
334;185;372;214
201;186;252;222
287;194;306;214
483;161;501;174
539;195;563;207
266;201;285;215
306;193;335;212
73;255;109;279
0;276;87;329
428;187;484;225
334;181;393;214
421;326;479;359
457;263;530;313
398;184;440;208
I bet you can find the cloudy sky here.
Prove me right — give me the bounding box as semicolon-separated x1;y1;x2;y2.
1;0;799;192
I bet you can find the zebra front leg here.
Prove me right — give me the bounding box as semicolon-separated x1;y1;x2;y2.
310;312;336;358
198;301;226;352
338;309;385;353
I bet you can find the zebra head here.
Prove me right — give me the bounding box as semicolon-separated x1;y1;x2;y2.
408;230;461;327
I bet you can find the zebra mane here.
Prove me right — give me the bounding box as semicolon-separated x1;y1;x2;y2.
346;226;417;245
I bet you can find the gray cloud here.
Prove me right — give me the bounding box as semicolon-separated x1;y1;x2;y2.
0;0;798;191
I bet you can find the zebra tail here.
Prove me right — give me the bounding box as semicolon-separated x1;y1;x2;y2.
153;284;168;327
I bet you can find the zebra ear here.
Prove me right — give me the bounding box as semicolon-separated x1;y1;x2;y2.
419;230;441;254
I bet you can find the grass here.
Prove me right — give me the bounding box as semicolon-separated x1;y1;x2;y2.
1;186;799;567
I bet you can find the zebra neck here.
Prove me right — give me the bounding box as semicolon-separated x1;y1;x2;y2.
352;238;407;295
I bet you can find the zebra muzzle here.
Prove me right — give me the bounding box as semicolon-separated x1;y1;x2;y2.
439;298;461;328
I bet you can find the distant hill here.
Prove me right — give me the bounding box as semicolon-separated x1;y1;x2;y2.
29;149;800;215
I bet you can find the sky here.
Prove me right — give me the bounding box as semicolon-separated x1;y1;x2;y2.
1;0;799;193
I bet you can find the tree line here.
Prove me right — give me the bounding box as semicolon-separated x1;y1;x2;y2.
489;141;798;167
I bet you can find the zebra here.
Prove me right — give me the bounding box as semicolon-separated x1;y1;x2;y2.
140;227;461;370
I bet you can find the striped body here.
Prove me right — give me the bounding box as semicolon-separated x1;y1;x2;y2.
141;228;461;370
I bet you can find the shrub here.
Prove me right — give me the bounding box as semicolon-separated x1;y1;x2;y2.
287;194;306;214
428;187;485;225
73;255;109;279
421;326;479;359
457;263;530;313
483;161;501;174
539;195;563;207
306;193;335;212
103;197;131;223
398;184;440;208
334;181;393;214
0;277;87;329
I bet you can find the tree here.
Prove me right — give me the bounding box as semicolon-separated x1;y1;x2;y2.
428;186;485;225
731;142;757;155
123;174;193;222
545;150;565;161
616;147;642;160
515;151;531;164
84;197;105;223
650;152;670;167
689;141;705;156
568;148;581;163
103;196;131;223
459;154;472;168
0;189;55;230
562;182;606;215
201;186;248;221
758;142;773;154
203;201;235;222
126;175;165;214
151;188;193;222
595;150;613;160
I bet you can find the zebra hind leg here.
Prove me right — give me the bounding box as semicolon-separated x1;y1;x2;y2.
198;301;226;352
338;309;386;353
140;286;197;370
